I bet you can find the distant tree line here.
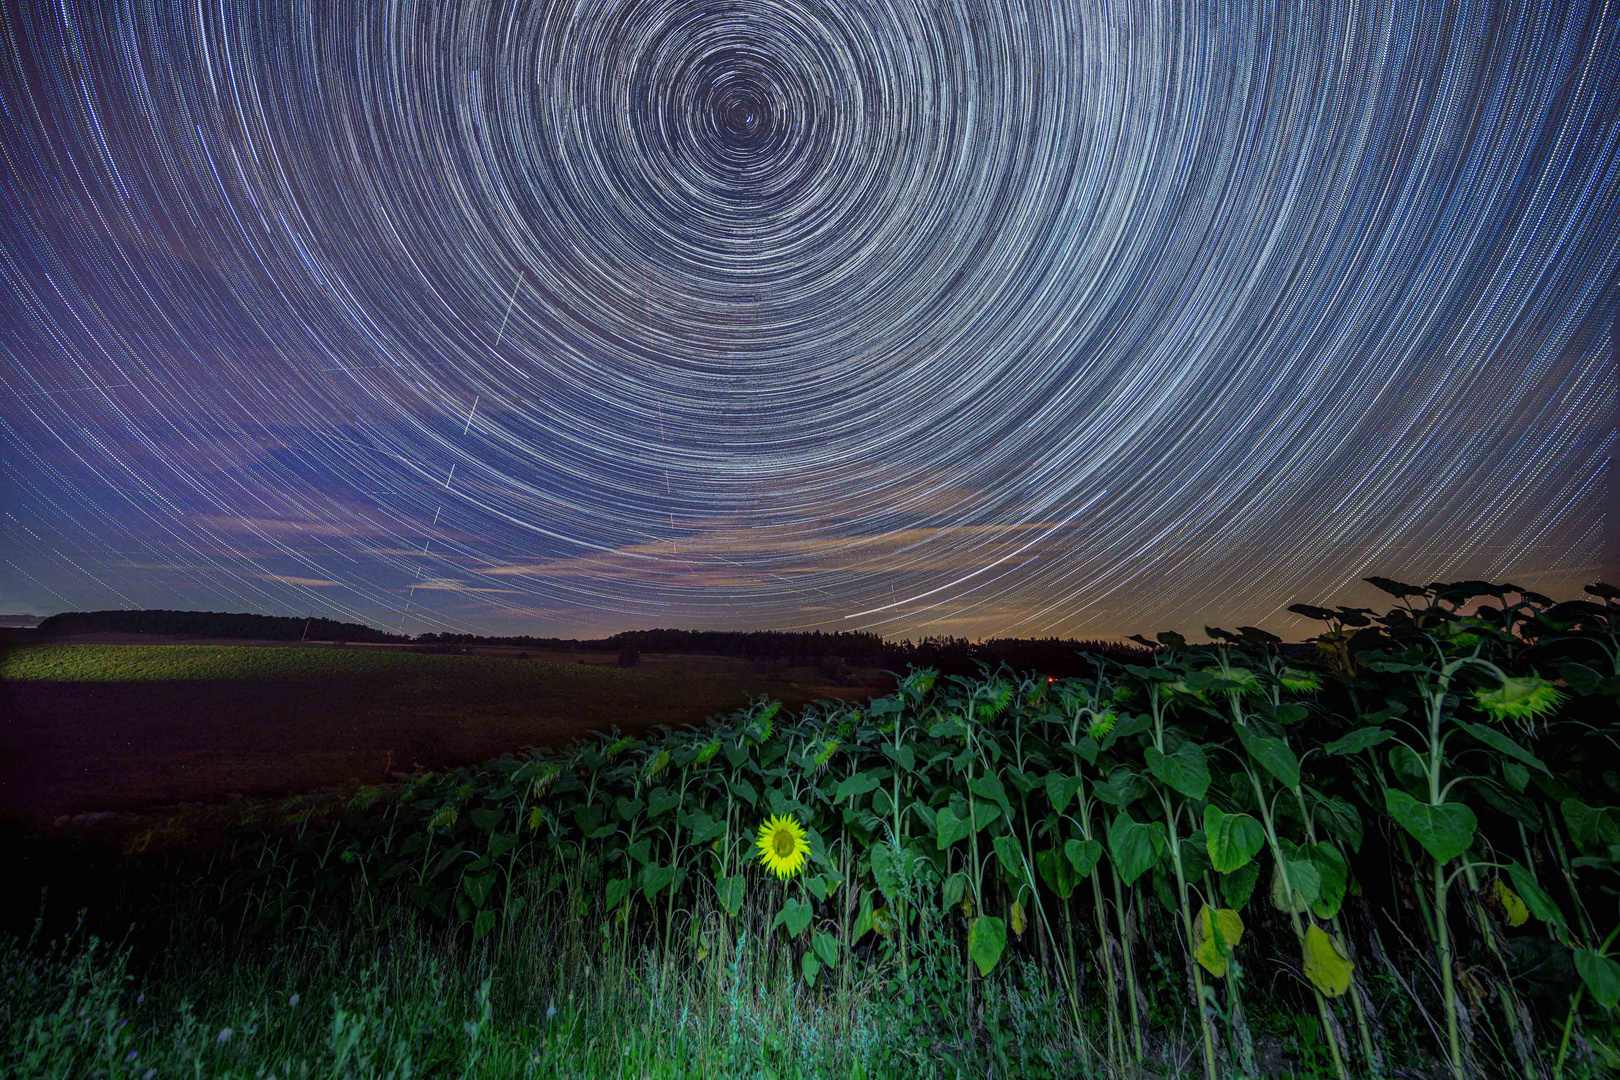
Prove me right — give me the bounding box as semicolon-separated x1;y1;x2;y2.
35;609;408;643
417;626;1155;678
32;609;1162;677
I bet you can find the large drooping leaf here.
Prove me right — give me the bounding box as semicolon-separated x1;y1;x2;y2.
1065;838;1104;878
1506;861;1566;931
1488;880;1529;927
882;743;917;772
1234;726;1301;789
1308;843;1348;919
1385;790;1477;863
775;898;812;938
1270;857;1322;914
1108;810;1167;885
1204;806;1266;873
1324;727;1393;756
993;834;1028;882
812;931;839;969
639;863;675;901
1193;906;1246;978
1146;741;1211;800
800;951;820;986
969;774;1012;817
1092;769;1151;808
1560;662;1604;697
1222;861;1261;909
1457;722;1549;775
835;771;883;803
1561;798;1620;853
715;875;745;917
646;788;682;819
1388;745;1430;797
851;890;874;943
936;807;972;850
1178;830;1212;880
1302;924;1354;997
1575;949;1620;1010
1045;772;1084;814
1036;847;1077;899
1310;791;1365;853
461;870;496;908
968;917;1008;976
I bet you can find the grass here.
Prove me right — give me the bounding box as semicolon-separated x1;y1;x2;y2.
3;875;1084;1080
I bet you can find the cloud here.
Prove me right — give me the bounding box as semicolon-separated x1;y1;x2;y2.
197;515;375;539
255;573;342;586
478;518;1093;589
406;578;524;594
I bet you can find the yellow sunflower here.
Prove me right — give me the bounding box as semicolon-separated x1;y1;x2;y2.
755;814;810;880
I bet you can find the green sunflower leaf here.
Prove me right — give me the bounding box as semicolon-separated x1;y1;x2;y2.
969;917;1008;976
1385;790;1476;864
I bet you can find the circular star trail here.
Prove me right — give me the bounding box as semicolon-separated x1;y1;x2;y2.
2;0;1617;638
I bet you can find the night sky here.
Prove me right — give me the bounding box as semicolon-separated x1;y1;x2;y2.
2;0;1617;640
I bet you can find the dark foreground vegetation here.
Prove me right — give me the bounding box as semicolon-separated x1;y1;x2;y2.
6;578;1620;1078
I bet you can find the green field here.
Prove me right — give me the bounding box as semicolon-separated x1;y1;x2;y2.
0;643;622;684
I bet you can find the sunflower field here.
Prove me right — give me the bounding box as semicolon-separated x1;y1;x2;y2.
8;577;1620;1079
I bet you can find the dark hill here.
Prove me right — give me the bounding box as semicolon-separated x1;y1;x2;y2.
34;609;406;643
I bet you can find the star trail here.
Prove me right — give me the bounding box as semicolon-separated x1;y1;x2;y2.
1;0;1617;639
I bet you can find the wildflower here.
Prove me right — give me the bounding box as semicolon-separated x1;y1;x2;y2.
754;814;810;880
546;999;558;1021
217;1027;234;1043
288;993;299;1007
126;1050;138;1063
1472;675;1566;726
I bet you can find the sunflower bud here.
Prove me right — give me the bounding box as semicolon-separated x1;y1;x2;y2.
428;807;457;831
1279;667;1322;694
1086;710;1117;740
694;739;722;765
1472;675;1566;726
532;764;563;797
